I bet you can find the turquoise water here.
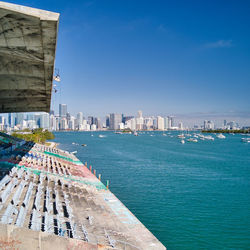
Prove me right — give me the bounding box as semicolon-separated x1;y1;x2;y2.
52;131;250;249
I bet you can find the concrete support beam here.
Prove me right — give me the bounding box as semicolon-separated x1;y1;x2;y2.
0;1;59;113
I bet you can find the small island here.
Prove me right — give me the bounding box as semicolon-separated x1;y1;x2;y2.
11;128;55;144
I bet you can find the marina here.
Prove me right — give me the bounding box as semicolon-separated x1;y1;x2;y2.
52;131;250;249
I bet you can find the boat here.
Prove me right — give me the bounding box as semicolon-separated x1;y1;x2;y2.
181;139;185;144
163;133;167;136
204;135;214;141
133;131;138;136
81;144;87;147
177;134;185;138
242;138;250;143
71;151;77;154
187;138;198;142
99;135;105;138
217;133;226;139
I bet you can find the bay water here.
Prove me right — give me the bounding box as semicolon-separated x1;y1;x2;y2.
51;131;250;249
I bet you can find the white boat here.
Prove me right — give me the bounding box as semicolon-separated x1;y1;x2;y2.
99;135;105;138
217;133;226;139
242;138;250;143
204;135;214;141
177;134;185;138
133;131;138;136
187;138;198;142
163;133;167;136
181;139;185;144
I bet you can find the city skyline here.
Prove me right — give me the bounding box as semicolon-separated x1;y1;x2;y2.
0;103;246;131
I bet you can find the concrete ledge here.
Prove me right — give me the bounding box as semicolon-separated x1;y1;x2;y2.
0;224;101;250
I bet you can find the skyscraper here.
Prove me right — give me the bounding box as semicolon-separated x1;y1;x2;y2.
40;113;50;129
157;116;164;130
76;112;83;128
106;115;110;128
16;113;24;125
88;116;94;125
204;120;208;130
136;110;144;130
164;117;169;130
8;113;15;128
168;116;174;129
59;104;67;118
109;113;122;130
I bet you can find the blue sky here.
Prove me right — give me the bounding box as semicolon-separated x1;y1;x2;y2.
7;0;250;121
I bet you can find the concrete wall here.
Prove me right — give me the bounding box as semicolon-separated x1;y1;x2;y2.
0;224;106;250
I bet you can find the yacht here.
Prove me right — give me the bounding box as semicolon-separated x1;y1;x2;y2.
217;133;226;139
187;138;198;142
181;139;185;144
98;135;105;138
177;134;185;138
242;138;250;143
204;135;214;141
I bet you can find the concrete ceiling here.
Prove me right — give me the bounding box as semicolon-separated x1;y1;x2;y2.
0;1;59;113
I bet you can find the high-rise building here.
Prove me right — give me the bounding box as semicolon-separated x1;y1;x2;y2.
66;112;71;124
8;113;15;128
204;120;208;130
164;117;169;130
16;113;24;125
109;113;122;130
94;117;102;129
40;113;50;129
88;116;94;125
76;112;83;129
49;114;57;131
60;118;67;130
178;122;183;130
0;116;5;130
59;104;67;118
207;120;214;130
68;116;76;130
136;110;144;130
34;114;41;127
125;118;136;130
157;116;164;130
106;115;110;128
168;116;174;129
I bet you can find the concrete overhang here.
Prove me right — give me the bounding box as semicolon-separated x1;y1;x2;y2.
0;1;59;113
